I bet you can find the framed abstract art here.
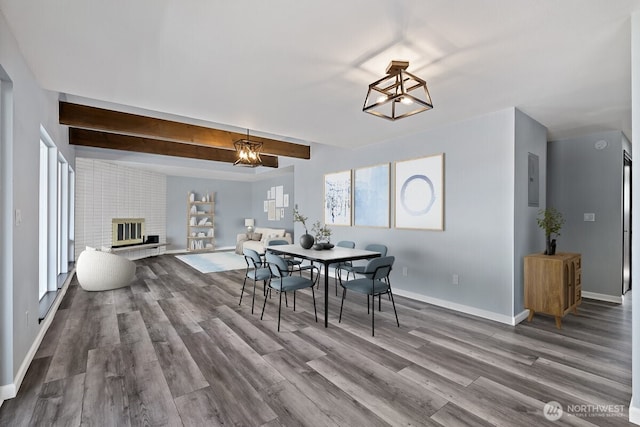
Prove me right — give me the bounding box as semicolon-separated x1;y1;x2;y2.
354;163;389;227
324;170;352;226
394;153;444;230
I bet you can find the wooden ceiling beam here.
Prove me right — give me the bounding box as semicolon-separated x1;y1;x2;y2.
69;128;279;168
60;102;310;159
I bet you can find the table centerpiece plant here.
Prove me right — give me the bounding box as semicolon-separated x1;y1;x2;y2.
311;220;333;249
293;207;314;249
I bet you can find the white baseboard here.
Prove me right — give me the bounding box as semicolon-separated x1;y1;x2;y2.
165;246;234;255
164;249;184;254
582;291;623;304
326;267;526;326
0;382;15;402
513;309;530;325
0;271;74;402
392;288;519;325
629;398;640;425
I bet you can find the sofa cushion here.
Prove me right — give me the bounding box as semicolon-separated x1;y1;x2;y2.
248;232;263;241
254;227;285;244
236;230;292;255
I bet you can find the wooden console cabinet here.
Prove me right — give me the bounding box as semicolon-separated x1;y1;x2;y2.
524;252;581;328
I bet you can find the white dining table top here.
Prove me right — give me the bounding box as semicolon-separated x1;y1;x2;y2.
265;244;381;264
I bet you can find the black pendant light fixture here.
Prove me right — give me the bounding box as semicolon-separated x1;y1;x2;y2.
233;130;263;167
363;60;433;121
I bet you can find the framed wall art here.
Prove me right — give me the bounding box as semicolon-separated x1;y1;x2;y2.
394;153;444;230
324;170;352;226
354;163;389;227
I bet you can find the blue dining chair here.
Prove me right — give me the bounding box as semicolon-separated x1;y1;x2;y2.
239;248;272;314
338;256;398;336
327;240;355;295
268;239;313;276
262;253;319;331
340;244;388;280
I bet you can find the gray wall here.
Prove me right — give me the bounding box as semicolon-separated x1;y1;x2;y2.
547;130;629;298
250;170;295;235
513;109;548;315
165;172;295;251
0;10;73;389
166;176;252;250
289;108;522;319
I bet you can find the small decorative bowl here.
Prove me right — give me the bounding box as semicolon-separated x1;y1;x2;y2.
323;243;334;249
313;244;325;250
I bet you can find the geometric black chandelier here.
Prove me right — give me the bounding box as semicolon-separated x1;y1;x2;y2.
363;60;433;121
233;130;263;167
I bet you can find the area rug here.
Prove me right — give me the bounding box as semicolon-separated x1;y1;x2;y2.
175;251;247;273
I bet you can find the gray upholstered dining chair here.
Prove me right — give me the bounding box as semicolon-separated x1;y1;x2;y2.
239;248;272;314
327;240;355;295
268;239;313;276
261;253;319;331
338;256;398;336
340;243;388;280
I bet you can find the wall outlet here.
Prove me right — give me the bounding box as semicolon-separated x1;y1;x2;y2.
402;267;408;277
452;274;459;285
584;213;595;222
14;209;22;226
25;310;29;325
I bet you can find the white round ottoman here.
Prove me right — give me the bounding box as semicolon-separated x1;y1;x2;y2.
76;250;136;291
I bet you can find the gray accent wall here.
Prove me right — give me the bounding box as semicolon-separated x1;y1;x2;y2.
165;172;295;251
288;108;541;319
547;130;629;298
166;176;252;250
250;170;295;236
0;10;73;390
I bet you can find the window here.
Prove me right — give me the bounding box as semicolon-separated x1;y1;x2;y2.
39;126;75;301
38;138;49;299
57;154;69;277
68;168;75;267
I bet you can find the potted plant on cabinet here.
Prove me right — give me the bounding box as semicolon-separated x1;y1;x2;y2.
536;208;565;255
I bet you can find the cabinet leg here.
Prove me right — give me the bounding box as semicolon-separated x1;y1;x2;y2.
554;316;562;329
527;310;534;322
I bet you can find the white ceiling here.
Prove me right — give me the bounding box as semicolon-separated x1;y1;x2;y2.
1;1;639;171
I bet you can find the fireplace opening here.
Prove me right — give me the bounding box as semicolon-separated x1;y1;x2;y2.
112;218;145;247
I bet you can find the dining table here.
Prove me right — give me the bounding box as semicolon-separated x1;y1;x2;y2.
265;244;382;327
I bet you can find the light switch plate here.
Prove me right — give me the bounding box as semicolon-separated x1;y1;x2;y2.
584;213;595;222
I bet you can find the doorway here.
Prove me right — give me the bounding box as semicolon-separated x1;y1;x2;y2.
623;151;632;294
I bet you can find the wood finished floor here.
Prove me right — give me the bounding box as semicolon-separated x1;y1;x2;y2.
0;255;633;426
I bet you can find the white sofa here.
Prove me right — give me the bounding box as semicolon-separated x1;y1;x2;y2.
76;249;136;291
235;227;292;255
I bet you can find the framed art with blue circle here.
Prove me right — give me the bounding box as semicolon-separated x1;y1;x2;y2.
394;153;444;230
